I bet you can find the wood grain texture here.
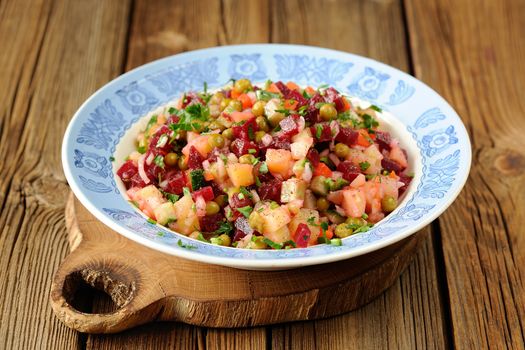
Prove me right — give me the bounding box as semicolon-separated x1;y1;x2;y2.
0;0;131;349
405;0;525;348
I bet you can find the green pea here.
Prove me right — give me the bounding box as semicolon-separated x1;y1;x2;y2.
252;101;266;117
214;194;228;207
178;155;188;171
239;154;256;164
255;116;270;132
316;197;330;212
222;128;234;140
335;223;354;238
255;131;267;143
220;98;231;111
381;195;397;213
267;111;285;127
208;134;225;148
208;121;225;131
137;138;147;154
346;217;366;226
164;153;179;167
205;201;220;215
320;103;337;121
234;78;252;93
334;143;350;158
209;92;224;105
229;100;243;112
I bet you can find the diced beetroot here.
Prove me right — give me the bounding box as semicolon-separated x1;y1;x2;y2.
274;81;291;96
303;93;325;124
221;89;231;98
294;223;311;248
324;87;345;112
180;92;203;108
148;125;173;153
253;162;274;182
117;160;139;183
335;127;359;146
166;115;179;125
375;131;392;151
130;174;147;189
310;123;332;142
188;146;204;169
191;186;215;201
381;158;404;173
258;178;282;202
337;161;361;182
270;134;292;151
306;148;320;167
162;170;187;195
309;92;325;106
398;173;413;196
199;213;225;232
230;192;253;209
230;138;259;157
232;118;258;140
144;151;166;183
209;181;224;197
279;116;299;138
233;229;247;242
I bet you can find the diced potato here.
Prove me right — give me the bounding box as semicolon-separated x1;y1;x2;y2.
182;134;213;157
362;144;383;174
153;202;177;225
389;145;408;168
227;163;255;187
377;176;400;200
172;194;200;235
230;111;255;123
264;225;291;244
266;148;293;179
280;178;307;203
342;188;366;218
258;203;292;235
134;185;166;219
264;98;281;119
291;129;313;160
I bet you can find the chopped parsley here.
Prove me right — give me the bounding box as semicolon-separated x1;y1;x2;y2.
361;113;379;131
157;231;165;237
263;238;283;250
255;90;280;101
258;162;269;174
270;201;280;210
168;107;177;115
370;104;382;112
239;187;253;199
169;103;210;132
147;218;157;225
159;189;180;203
248;148;256;154
154;155;165;168
359;161;371;171
177;239;197;250
183;187;191;196
255;176;262;187
275;108;291;116
145;115;158;133
237;206;253;218
156;134;168;148
215;221;234;235
109;156;115;162
315;124;323;139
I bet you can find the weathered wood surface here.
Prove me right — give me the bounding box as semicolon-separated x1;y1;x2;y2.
0;0;521;348
405;0;525;348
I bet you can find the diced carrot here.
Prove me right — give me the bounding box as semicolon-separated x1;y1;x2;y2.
230;88;241;99
237;93;253;109
313;162;332;177
341;96;351;111
230;110;255;123
267;83;281;94
369;133;376;140
320;227;334;240
389;171;397;179
357;129;372;147
284;99;298;110
204;171;215;181
305;86;316;95
286;81;300;91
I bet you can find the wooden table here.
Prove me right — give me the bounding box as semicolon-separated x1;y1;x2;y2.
1;0;523;348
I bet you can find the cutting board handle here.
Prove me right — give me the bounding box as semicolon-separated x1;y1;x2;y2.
49;198;166;333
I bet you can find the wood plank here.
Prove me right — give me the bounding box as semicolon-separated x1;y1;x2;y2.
87;0;270;347
405;0;525;348
0;0;131;349
269;0;449;348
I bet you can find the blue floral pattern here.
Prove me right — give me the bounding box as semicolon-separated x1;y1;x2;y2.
76;99;125;150
228;54;267;81
422;125;458;157
74;149;109;178
147;58;219;97
414;108;446;129
387;80;415;105
63;45;471;266
421;150;461;199
347;67;390;100
274;54;353;85
116;81;158;115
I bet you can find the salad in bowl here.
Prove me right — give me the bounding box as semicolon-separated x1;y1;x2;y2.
116;79;413;250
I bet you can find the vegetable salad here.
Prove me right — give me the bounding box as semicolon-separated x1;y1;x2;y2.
116;79;412;249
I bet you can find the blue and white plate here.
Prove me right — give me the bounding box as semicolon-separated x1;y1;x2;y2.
62;44;471;270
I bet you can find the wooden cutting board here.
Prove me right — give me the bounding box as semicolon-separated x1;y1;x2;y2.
50;193;424;334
